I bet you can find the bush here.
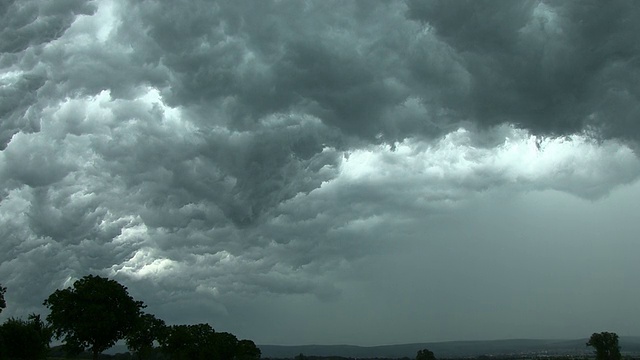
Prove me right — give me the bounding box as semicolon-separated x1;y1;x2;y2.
0;314;51;359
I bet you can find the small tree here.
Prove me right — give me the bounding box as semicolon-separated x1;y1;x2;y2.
0;314;52;359
43;275;145;360
0;284;6;314
210;332;238;360
159;323;216;359
236;339;261;360
587;332;622;360
417;348;436;360
126;313;166;360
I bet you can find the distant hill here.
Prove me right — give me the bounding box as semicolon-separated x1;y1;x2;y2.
259;337;640;358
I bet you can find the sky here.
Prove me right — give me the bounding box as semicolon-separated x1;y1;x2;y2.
1;0;640;347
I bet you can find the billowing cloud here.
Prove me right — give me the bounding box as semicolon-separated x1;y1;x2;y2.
1;0;640;346
407;0;640;142
0;0;97;148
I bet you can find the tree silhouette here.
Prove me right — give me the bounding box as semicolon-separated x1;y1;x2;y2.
236;339;261;360
587;332;622;360
126;313;166;360
211;331;239;360
43;275;145;360
0;284;6;314
416;348;437;360
0;314;52;359
159;323;216;359
157;323;258;360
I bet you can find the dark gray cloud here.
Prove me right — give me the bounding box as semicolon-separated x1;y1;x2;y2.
113;0;640;146
0;0;96;53
115;0;477;144
407;0;640;141
1;0;640;346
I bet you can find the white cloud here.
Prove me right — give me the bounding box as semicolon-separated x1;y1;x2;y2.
318;126;640;210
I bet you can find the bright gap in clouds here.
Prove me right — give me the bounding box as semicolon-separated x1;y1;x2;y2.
336;126;640;203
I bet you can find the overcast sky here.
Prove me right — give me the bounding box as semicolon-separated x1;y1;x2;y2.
2;0;640;347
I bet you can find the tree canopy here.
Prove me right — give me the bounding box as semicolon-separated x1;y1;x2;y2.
236;339;262;360
587;332;622;360
158;323;216;359
416;348;437;360
157;323;261;360
0;314;52;359
43;274;145;360
126;312;166;360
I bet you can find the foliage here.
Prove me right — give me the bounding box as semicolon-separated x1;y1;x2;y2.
43;274;145;360
0;314;52;359
211;331;239;360
2;274;261;360
126;313;166;360
0;284;6;314
236;339;262;360
416;349;437;360
158;323;260;360
158;323;215;360
587;332;622;360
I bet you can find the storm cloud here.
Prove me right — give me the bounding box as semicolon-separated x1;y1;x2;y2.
407;0;640;141
2;0;640;346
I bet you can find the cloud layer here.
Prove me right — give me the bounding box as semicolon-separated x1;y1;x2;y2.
1;0;640;345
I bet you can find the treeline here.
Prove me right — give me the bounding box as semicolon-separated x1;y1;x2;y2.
262;349;600;360
263;357;607;360
262;354;598;360
0;275;260;360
